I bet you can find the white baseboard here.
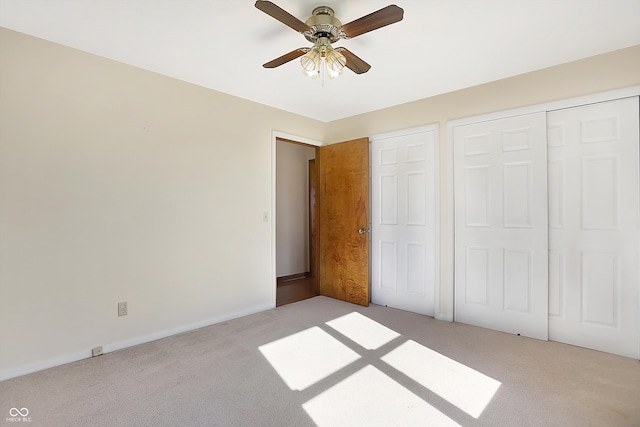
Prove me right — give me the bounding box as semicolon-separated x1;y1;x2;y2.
0;303;274;382
0;349;92;383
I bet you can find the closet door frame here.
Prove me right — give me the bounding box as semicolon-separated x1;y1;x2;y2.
439;85;640;322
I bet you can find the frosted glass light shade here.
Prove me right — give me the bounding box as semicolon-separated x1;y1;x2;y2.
326;49;346;73
300;48;321;72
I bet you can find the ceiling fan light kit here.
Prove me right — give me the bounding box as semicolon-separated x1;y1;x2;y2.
300;37;346;80
255;1;404;81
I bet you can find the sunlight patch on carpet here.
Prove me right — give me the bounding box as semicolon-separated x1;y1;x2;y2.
259;326;360;391
303;364;460;427
381;340;501;418
325;311;401;350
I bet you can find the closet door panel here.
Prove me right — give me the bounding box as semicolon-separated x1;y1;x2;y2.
371;129;438;316
454;112;548;340
548;97;640;359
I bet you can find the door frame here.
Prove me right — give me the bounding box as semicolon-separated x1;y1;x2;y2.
271;131;322;307
443;85;640;322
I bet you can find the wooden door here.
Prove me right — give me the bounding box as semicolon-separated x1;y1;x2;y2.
308;158;319;295
454;112;549;340
318;138;370;306
547;97;640;358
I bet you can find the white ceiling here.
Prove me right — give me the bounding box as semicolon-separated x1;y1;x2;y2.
1;0;639;122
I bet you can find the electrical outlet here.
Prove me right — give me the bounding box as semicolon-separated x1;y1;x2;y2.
118;301;128;317
92;346;103;357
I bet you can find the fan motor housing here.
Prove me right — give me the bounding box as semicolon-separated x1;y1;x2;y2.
304;6;342;43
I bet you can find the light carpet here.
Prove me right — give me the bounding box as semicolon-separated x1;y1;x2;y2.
1;296;639;426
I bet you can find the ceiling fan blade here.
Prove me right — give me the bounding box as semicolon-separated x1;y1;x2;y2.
340;5;404;38
255;1;311;33
263;48;309;68
336;48;371;74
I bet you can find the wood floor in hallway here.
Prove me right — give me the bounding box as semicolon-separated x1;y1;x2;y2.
276;275;317;307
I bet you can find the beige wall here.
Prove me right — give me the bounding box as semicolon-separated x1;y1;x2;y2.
325;45;640;143
1;25;639;379
0;28;324;379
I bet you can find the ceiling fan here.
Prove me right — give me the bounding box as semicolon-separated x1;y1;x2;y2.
255;1;404;79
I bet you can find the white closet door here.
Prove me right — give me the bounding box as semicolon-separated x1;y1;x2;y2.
454;113;548;340
547;97;640;359
371;129;437;316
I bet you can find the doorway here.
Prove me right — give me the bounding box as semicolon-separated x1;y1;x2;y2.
272;134;371;308
275;137;319;306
